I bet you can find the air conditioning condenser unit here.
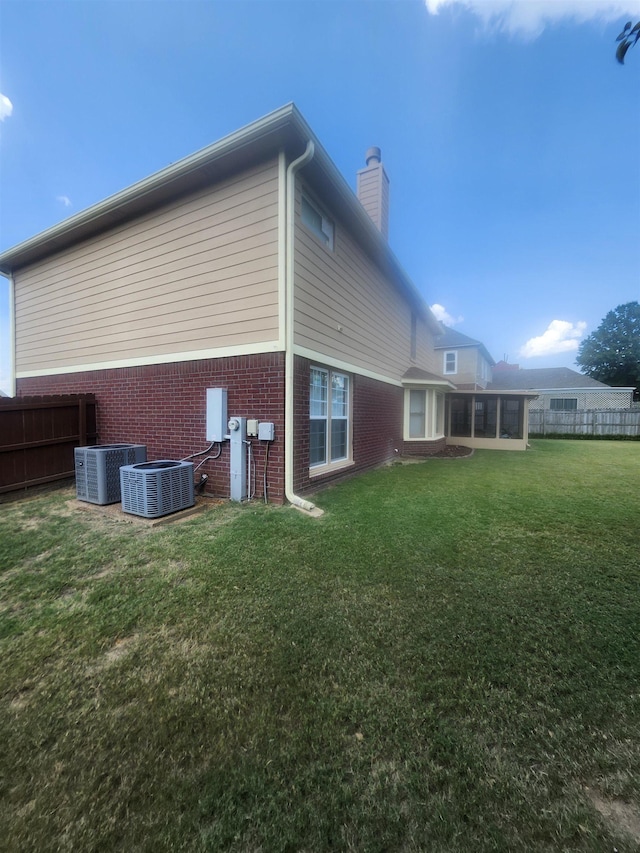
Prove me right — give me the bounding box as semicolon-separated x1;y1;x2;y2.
120;460;194;518
75;444;147;505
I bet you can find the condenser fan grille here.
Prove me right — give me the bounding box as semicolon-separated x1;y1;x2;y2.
75;444;147;505
120;461;194;518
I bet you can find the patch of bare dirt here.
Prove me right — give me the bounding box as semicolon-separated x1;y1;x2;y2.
431;445;474;458
585;785;640;845
103;635;138;666
394;445;474;464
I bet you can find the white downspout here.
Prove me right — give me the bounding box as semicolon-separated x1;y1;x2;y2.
8;273;16;397
284;141;320;514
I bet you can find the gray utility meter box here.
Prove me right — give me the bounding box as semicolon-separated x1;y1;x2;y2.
206;388;228;442
75;444;147;505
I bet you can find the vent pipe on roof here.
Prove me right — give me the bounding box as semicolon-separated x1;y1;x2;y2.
357;147;389;240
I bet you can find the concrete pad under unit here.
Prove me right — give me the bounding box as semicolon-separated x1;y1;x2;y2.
68;496;212;527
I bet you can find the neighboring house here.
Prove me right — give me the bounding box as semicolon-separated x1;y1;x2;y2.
434;327;494;390
0;104;535;507
491;364;635;411
433;328;537;451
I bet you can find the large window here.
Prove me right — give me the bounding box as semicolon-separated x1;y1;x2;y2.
301;195;334;250
310;367;350;469
409;390;426;438
550;398;578;411
405;389;445;440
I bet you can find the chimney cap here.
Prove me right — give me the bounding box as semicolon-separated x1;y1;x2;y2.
365;146;381;166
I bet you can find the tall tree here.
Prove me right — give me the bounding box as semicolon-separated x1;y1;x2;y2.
576;302;640;400
616;21;640;64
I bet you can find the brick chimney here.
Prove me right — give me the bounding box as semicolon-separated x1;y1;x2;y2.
357;147;389;240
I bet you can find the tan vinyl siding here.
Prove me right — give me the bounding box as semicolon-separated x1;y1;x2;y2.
294;184;436;381
15;159;280;373
443;347;492;387
453;347;479;383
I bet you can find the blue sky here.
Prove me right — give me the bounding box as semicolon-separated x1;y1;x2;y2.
1;0;639;395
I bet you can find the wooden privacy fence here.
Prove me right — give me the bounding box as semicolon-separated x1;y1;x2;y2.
529;408;640;437
0;395;97;494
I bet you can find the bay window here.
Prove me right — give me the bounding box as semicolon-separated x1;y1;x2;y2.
404;389;445;441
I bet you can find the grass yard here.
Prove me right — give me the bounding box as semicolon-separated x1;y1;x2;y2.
1;440;639;852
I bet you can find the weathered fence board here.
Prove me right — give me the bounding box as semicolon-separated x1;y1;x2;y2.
0;395;97;494
529;409;640;437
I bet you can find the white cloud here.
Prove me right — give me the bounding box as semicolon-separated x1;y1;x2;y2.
424;1;640;38
57;195;72;208
430;303;464;325
0;93;13;121
519;319;587;357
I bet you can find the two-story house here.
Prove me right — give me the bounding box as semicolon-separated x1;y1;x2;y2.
0;104;466;509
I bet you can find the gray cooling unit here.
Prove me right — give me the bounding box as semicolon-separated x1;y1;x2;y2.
75;444;148;505
120;460;194;518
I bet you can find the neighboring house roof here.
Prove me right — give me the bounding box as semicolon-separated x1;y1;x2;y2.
490;367;617;392
0;103;441;336
434;326;495;366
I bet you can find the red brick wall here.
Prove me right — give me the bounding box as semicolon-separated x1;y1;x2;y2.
19;354;444;505
292;357;405;495
401;437;446;457
18;354;287;503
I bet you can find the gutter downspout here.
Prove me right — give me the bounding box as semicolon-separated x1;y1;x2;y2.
284;141;320;515
8;274;16;398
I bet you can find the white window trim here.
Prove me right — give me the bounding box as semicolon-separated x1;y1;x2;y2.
309;366;353;476
444;351;457;375
403;388;446;441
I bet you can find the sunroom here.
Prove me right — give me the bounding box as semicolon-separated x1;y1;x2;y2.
445;390;538;451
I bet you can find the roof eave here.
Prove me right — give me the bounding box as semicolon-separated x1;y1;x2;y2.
0;103;440;333
0;103;302;276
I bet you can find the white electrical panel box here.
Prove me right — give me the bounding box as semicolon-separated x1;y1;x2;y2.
258;422;275;441
247;419;259;437
206;388;228;442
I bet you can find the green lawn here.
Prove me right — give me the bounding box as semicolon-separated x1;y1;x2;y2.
1;440;639;852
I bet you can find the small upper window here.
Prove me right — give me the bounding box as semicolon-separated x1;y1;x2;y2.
444;351;457;375
302;195;334;250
